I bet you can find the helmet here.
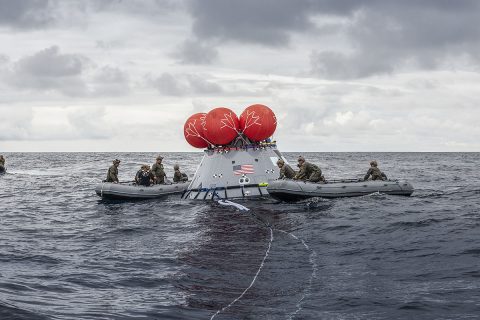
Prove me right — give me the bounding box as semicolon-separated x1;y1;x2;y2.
370;160;378;167
113;159;121;164
156;156;164;161
174;164;179;170
276;159;284;165
297;156;305;163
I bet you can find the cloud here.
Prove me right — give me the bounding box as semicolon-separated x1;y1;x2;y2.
0;106;33;140
148;72;223;96
86;0;184;17
0;0;56;29
91;66;130;96
1;46;132;97
308;1;480;78
174;39;219;65
66;106;111;139
6;46;89;96
187;0;315;46
184;0;480;77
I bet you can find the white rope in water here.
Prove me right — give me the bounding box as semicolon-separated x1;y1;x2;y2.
212;199;317;320
217;199;250;211
210;226;273;320
277;230;318;320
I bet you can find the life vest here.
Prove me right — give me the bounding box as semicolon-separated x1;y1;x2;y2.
138;170;151;186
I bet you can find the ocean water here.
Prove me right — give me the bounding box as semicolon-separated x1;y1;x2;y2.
0;152;479;320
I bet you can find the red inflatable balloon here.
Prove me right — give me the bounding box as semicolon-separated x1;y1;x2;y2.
184;113;209;148
203;107;240;145
239;104;277;141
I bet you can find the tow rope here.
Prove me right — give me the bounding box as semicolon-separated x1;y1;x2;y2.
211;197;317;319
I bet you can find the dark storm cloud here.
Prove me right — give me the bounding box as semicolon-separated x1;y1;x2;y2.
309;0;480;78
187;0;315;46
149;72;222;96
7;46;89;96
185;0;480;77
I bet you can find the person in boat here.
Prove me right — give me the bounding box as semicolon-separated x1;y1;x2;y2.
106;159;120;183
294;156;325;182
135;165;154;186
364;160;388;181
151;155;166;184
0;155;5;173
277;159;295;179
173;164;188;183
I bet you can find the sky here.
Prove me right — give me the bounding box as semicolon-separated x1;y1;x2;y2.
1;0;480;152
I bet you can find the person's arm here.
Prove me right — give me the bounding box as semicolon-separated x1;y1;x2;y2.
135;171;140;184
364;168;372;181
295;166;306;180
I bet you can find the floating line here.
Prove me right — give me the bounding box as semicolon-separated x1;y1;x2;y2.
277;229;318;320
210;226;273;320
211;198;317;320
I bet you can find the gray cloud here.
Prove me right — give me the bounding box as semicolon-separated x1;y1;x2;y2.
148;72;222;96
3;46;132;97
183;0;480;77
87;0;184;17
15;46;86;77
7;46;88;96
174;39;218;65
309;1;480;78
0;54;8;65
0;0;56;29
91;66;130;96
188;0;315;46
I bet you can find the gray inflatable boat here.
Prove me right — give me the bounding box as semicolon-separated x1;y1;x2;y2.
95;182;189;200
267;179;414;202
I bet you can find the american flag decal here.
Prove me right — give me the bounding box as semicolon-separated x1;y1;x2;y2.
233;164;254;175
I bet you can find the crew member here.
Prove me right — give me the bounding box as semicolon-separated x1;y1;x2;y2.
173;164;188;183
294;156;325;182
364;160;387;181
151;156;166;184
0;155;5;173
106;159;120;183
136;165;154;186
277;159;295;179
